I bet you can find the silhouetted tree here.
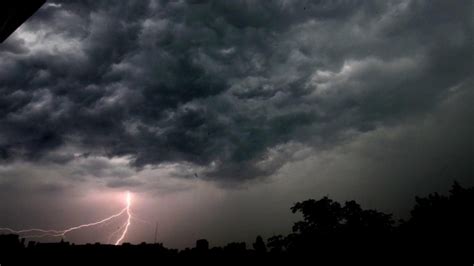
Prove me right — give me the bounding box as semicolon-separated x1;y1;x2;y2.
341;200;394;235
267;235;285;253
400;182;474;257
196;239;209;252
224;242;246;255
252;235;267;254
284;196;395;253
290;197;393;236
291;197;342;236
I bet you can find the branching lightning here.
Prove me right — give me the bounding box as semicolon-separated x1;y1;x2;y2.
0;191;134;245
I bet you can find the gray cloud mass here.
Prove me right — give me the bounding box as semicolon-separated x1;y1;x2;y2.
0;0;473;184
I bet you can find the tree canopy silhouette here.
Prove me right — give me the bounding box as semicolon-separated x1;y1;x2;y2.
264;181;474;260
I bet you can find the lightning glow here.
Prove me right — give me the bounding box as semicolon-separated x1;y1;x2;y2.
0;191;134;245
114;191;132;245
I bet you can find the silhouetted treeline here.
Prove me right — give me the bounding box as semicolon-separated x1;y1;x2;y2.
266;182;473;262
1;182;473;264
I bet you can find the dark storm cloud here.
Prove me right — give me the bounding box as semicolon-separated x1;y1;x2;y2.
0;0;472;183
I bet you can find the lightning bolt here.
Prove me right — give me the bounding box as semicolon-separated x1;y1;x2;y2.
0;191;133;245
114;191;132;245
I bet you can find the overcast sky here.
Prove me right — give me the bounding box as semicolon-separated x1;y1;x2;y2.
0;0;473;248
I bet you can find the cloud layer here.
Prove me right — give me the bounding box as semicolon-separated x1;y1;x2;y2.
0;0;473;186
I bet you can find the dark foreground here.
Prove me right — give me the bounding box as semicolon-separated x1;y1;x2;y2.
1;182;473;265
